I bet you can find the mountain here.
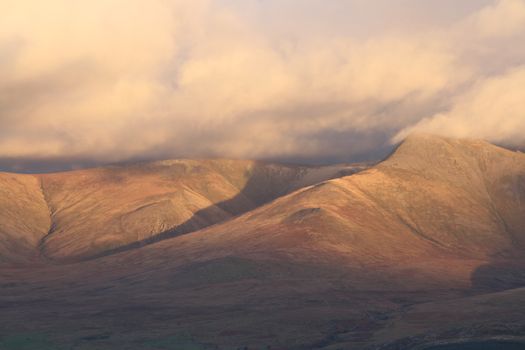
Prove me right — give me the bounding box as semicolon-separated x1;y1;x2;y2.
112;134;525;289
0;159;362;262
1;135;524;349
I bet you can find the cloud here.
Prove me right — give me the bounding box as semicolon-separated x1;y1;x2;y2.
0;0;524;170
0;0;196;161
394;0;525;145
394;67;525;145
466;0;525;38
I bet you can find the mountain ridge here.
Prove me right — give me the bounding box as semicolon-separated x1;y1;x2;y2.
0;158;365;263
1;134;525;349
2;134;524;265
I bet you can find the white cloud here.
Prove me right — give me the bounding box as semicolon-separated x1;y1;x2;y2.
394;67;525;145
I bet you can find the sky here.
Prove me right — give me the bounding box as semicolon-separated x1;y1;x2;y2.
1;0;525;172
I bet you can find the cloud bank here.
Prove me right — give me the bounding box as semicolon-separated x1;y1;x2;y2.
1;0;524;170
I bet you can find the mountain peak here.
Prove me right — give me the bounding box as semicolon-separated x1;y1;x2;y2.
396;132;501;152
384;133;502;169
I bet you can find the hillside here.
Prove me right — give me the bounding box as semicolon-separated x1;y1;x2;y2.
1;135;525;349
122;134;525;289
0;160;362;263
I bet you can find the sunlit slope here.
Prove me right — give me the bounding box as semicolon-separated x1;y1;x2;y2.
0;172;50;264
140;135;525;286
3;134;524;271
377;134;525;254
39;160;358;261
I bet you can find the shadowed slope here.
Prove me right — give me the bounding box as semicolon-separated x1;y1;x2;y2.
367;286;525;350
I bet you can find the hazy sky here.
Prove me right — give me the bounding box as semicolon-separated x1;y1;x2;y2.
1;0;525;171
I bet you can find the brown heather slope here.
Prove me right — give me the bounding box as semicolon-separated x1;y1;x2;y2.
127;134;525;286
0;160;361;262
86;134;525;348
1;135;525;349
